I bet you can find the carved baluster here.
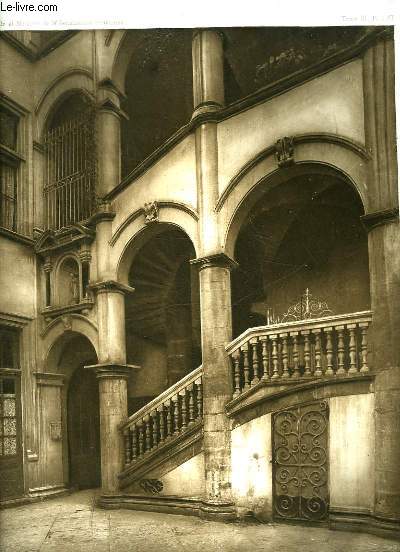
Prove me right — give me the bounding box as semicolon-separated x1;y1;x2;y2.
281;333;289;379
336;325;346;375
151;410;158;448
232;350;241;395
124;429;130;467
188;383;195;424
290;332;300;378
165;400;173;437
241;342;250;389
157;406;165;443
303;331;311;376
270;335;279;380
196;378;203;418
130;424;137;462
325;327;334;375
138;422;144;456
144;415;151;451
359;322;370;373
312;328;323;377
347;324;357;374
180;389;188;430
250;337;260;385
172;395;180;434
260;336;269;380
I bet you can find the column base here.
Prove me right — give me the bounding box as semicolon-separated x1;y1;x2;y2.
199;500;237;521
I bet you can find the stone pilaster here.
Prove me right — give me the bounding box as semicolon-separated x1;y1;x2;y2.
362;32;400;522
192;254;238;520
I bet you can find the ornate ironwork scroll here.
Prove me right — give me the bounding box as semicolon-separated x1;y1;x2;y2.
272;400;329;522
281;288;333;323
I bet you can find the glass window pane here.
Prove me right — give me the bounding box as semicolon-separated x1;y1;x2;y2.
3;418;16;436
3;398;15;417
3;437;16;455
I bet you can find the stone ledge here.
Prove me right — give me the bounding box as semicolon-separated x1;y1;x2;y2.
329;509;400;541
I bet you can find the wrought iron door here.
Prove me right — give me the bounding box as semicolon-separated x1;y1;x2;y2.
272;400;329;522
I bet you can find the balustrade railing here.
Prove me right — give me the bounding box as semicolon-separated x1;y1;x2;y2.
226;311;372;397
120;366;203;470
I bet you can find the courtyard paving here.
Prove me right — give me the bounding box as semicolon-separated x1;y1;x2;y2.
0;489;399;552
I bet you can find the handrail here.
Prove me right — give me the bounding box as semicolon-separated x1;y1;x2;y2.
121;365;202;432
226;310;372;354
225;311;373;397
121;365;203;469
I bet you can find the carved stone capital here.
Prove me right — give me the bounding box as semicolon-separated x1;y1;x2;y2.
85;363;141;380
88;199;116;226
361;207;399;232
88;280;135;295
190;253;238;272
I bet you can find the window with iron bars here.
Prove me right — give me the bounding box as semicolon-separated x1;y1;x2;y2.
43;104;97;231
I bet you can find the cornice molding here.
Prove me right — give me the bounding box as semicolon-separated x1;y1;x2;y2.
361;207;399;232
0;226;34;247
0;31;78;61
0;311;33;327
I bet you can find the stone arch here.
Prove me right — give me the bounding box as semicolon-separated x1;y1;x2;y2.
42;316;98;373
34;70;94;141
114;209;199;285
221;141;369;260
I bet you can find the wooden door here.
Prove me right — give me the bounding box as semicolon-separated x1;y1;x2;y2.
68;367;100;489
0;374;24;500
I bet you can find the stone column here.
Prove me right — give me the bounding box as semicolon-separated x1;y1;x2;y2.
88;280;138;494
96;82;124;198
192;254;236;519
362;30;400;526
192;30;235;519
192;29;224;117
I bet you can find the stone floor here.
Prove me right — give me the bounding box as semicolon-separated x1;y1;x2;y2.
0;490;399;552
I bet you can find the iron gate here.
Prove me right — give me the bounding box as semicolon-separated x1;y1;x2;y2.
272;400;329;522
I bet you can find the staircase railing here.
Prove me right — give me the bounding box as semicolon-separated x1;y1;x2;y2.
120;366;203;469
226;311;372;397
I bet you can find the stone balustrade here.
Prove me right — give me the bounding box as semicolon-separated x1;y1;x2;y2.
226;311;372;397
120;366;203;469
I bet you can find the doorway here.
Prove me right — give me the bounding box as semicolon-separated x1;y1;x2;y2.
67;366;100;489
272;400;329;522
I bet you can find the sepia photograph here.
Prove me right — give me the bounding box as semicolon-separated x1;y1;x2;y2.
0;5;399;550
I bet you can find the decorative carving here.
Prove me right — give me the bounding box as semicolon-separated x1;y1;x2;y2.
281;289;333;323
275;136;295;167
143;201;159;225
49;421;62;441
140;478;163;494
273;401;329;522
61;315;72;331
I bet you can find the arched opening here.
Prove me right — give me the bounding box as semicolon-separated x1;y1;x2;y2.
231;172;370;337
120;29;193;178
47;332;100;489
124;226;201;414
44;92;96;230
